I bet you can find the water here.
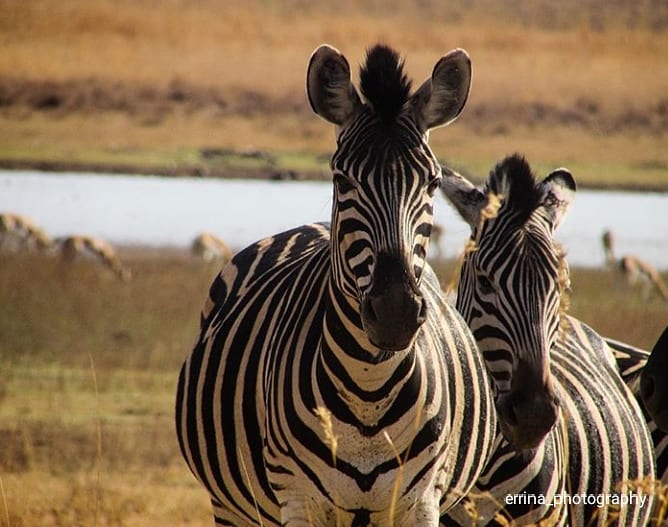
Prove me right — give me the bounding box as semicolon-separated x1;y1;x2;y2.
1;170;667;269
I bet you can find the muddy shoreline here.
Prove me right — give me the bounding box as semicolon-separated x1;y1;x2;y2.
0;157;328;182
2;157;667;193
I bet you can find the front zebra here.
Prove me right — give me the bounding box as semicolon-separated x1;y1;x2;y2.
175;44;496;527
441;155;656;526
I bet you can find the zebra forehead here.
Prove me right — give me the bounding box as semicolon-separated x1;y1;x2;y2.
486;154;543;225
478;226;561;273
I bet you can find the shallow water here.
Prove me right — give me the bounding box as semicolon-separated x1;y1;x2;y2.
1;170;667;269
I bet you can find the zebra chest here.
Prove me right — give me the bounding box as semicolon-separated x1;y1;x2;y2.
263;354;446;522
268;414;445;526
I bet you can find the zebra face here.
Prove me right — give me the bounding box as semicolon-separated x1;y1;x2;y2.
463;226;563;448
442;155;576;448
307;43;472;351
330;136;442;350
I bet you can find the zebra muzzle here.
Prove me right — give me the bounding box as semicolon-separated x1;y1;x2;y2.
495;361;560;450
360;254;427;351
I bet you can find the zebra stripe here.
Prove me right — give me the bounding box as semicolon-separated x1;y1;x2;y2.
176;44;497;527
441;154;656;526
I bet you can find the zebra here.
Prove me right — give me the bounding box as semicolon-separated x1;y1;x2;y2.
191;231;234;264
606;328;668;482
440;154;656;526
175;44;497;527
642;326;668;433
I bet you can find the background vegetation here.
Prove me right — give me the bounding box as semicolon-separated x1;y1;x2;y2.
1;0;667;188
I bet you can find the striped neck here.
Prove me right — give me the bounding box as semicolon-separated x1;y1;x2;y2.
317;279;418;427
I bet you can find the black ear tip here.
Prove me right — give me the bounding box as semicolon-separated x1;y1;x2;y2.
549;168;576;191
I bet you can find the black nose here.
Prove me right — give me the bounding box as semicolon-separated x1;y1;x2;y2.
497;389;559;450
360;254;426;351
496;360;560;450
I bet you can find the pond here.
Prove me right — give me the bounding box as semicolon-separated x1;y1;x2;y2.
1;170;667;269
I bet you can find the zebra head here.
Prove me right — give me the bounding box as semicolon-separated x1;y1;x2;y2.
442;154;576;449
641;325;668;432
307;43;471;351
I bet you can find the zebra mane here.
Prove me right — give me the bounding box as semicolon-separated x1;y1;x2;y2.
487;154;543;225
359;44;412;124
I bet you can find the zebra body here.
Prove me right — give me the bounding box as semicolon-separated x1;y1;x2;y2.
176;44;497;526
179;224;496;526
641;326;668;434
441;155;656;526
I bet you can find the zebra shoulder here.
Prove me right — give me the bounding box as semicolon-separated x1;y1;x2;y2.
200;222;330;325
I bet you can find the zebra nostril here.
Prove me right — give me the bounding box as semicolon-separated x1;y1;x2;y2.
504;403;518;427
417;297;427;323
362;297;378;324
498;397;518;428
641;375;655;402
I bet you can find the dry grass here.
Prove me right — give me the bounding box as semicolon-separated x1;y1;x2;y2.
0;0;667;188
0;251;665;526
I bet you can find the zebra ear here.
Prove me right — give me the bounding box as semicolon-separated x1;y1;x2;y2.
410;48;472;132
440;165;486;228
540;168;576;231
306;44;363;126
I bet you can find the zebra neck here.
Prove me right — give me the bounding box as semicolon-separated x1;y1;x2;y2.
319;282;417;418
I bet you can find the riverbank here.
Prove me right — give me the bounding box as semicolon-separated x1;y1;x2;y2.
1;153;668;192
1;0;667;192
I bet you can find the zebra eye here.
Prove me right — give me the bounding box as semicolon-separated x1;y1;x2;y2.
477;273;495;295
334;174;356;195
426;176;441;197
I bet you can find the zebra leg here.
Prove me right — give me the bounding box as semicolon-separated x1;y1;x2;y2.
408;498;441;527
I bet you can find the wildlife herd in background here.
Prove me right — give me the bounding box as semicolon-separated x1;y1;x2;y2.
1;209;666;301
0;211;232;279
3;41;668;526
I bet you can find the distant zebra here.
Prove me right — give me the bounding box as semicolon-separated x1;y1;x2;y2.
191;232;233;264
56;235;131;281
0;212;53;252
441;155;655;526
176;44;497;526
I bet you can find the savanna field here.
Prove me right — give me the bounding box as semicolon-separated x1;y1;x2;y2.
1;1;668;525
